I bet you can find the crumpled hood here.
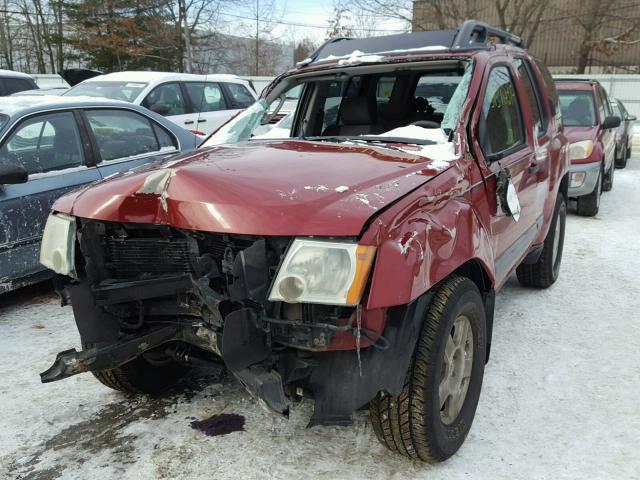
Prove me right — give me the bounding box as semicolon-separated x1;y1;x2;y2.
54;139;455;236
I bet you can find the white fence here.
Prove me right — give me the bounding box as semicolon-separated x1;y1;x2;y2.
552;74;640;118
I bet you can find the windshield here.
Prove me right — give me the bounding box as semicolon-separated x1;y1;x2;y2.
559;91;597;127
204;61;473;149
0;114;8;130
63;81;148;102
612;103;623;118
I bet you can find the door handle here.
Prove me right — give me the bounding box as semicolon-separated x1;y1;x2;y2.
184;120;195;125
197;119;207;123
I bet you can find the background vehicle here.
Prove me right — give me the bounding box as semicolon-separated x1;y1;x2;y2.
63;72;258;135
611;98;636;168
0;96;200;294
11;88;68;97
41;21;569;464
556;79;620;216
0;70;39;96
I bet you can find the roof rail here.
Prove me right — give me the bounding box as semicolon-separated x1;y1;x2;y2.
452;20;523;51
553;78;597;83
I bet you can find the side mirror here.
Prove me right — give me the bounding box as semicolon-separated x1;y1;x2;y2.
627;115;637;122
602;115;621;129
0;164;28;185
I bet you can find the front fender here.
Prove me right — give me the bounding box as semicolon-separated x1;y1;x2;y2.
362;169;494;310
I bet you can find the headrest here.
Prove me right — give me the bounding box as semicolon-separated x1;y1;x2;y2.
341;97;375;125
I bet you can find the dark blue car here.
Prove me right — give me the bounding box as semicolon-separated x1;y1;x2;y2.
0;96;201;293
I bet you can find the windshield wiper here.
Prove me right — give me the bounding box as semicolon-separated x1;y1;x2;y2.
306;136;435;147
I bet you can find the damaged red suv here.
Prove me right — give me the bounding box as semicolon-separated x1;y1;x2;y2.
40;21;569;462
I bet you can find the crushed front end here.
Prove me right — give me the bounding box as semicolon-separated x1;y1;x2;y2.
41;217;423;426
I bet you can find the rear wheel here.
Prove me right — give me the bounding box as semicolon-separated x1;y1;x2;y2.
88;344;190;394
516;193;566;288
576;166;601;217
369;276;486;463
616;145;628;168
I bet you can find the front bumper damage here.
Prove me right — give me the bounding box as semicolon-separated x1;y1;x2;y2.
41;220;426;426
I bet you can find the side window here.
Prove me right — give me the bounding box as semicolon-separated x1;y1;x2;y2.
534;60;559;117
3;77;35;95
225;83;255;109
479;66;525;159
141;83;187;116
596;88;607;121
85;109;168;161
153;124;178;149
376;76;396;104
599;87;613;117
516;59;545;134
184;82;227;112
0;112;84;175
321;76;362;132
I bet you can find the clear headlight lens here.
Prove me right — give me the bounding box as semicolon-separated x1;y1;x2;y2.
568;140;594;161
39;213;77;278
269;239;376;305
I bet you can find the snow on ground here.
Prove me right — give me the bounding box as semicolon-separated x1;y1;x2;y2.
1;154;640;480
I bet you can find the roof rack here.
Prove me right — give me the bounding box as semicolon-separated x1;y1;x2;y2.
553;78;598;83
297;19;524;68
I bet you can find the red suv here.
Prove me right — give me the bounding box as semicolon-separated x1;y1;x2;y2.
40;21;569;462
556;79;621;216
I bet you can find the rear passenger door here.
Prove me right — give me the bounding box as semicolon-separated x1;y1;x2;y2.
182;82;232;135
0;110;100;282
81;108;181;178
471;62;542;285
141;82;193;131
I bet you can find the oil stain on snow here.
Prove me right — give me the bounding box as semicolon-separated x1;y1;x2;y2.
190;413;245;437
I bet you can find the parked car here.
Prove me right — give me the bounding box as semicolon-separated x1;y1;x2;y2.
12;88;68;96
41;21;569;463
611;98;636;168
0;96;200;294
0;70;39;96
62;72;258;135
556;79;620;216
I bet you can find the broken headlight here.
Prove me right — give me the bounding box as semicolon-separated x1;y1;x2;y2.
40;212;77;278
269;239;375;306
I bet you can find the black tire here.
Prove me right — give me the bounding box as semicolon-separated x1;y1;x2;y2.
576;166;601;217
626;144;632;159
616;145;628;168
516;193;566;288
88;344;190;395
369;276;486;463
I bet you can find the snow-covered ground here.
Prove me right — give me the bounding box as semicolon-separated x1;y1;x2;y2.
1;153;640;480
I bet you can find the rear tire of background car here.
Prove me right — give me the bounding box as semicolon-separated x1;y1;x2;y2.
88;344;190;395
603;161;614;191
616;145;628;168
516;193;566;288
369;276;486;463
626;144;632;160
576;167;601;217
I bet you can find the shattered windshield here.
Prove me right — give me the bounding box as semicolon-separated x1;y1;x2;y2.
202;61;472;149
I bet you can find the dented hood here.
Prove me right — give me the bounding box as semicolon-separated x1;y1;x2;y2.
54;140;454;236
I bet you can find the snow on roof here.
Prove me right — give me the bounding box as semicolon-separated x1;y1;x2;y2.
0;69;34;79
0;95;130;116
83;71;245;83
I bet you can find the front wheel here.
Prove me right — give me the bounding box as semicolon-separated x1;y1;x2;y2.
576;166;601;217
369;276;486;462
616;145;628;168
516;193;567;288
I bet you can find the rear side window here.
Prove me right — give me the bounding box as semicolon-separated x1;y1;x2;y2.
142;83;187;116
225;83;255;108
0;112;84;174
479;66;525;159
85;109;175;161
184;82;227;112
376;77;396;103
2;77;36;95
516;59;545;134
558;91;596;126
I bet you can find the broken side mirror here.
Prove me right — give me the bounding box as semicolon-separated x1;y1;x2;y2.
602;115;621;129
0;164;28;185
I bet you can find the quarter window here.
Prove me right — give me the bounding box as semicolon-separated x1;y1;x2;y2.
479;66;525;159
225;83;255;108
142;83;187;116
0;112;84;175
184;82;227;112
85;109;175;161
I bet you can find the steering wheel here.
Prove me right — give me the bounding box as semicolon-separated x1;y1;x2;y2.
411;120;440;129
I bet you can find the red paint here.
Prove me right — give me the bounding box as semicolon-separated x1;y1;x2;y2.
53;46;570;352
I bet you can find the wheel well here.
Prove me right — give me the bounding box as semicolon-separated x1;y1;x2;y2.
452;259;492;294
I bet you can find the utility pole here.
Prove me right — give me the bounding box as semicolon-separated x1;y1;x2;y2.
255;0;259;76
179;0;192;73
